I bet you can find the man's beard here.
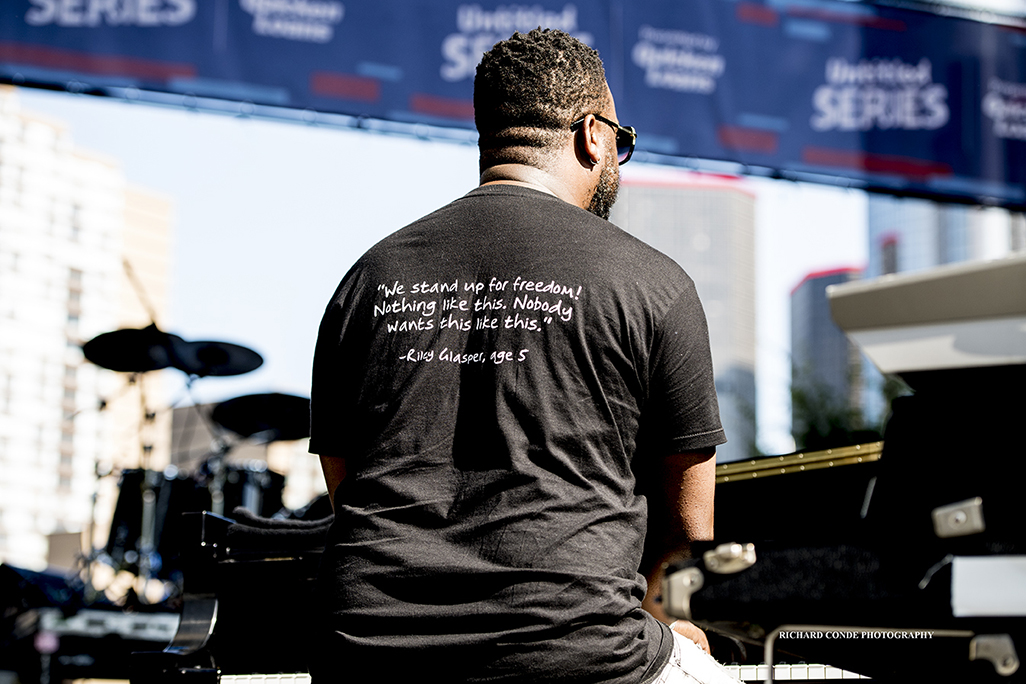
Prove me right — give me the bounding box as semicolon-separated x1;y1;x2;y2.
587;152;620;220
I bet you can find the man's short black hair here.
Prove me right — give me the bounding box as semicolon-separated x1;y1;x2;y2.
474;28;609;170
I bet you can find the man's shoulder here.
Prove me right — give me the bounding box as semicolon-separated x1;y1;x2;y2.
359;184;690;288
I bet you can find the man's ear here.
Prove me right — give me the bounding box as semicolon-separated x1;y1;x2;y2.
574;114;604;169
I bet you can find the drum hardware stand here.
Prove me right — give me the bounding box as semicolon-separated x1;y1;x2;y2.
179;376;236;518
72;375;137;601
123;257;160;324
69;387;128;605
205;445;231;517
136;464;160;595
81;372;172;606
82;459;115;604
134;372;164;601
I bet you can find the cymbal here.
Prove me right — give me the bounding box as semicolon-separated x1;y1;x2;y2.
82;325;183;373
83;325;263;378
211;393;310;442
171;340;263;378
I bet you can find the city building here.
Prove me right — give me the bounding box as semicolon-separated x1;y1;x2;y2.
789;267;866;449
866;194;1026;278
0;86;173;570
867;195;989;278
610;172;756;463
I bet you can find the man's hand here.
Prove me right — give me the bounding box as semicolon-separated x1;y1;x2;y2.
671;619;711;655
642;572;712;655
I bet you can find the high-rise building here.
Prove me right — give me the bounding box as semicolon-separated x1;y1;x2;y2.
790;268;865;448
0;86;173;570
610;173;756;463
867;195;988;278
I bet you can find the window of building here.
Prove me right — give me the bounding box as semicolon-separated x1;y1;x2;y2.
881;237;899;275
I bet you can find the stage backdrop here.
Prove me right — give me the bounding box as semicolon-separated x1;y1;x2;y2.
2;0;1024;207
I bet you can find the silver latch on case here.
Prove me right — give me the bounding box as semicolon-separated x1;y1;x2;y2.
932;497;985;538
703;542;757;574
970;634;1020;676
662;566;704;621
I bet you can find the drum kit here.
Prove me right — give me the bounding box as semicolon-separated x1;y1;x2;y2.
80;323;311;592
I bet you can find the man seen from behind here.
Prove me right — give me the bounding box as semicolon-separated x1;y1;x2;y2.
310;28;737;684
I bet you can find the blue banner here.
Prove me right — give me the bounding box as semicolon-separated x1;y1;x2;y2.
2;0;1024;206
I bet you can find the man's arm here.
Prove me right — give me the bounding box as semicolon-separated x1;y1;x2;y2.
640;448;717;652
319;454;347;512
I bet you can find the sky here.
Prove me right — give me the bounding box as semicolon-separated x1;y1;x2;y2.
18;87;868;456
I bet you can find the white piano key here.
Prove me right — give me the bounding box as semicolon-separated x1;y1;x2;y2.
736;664;757;680
220;676;312;683
724;663;868;680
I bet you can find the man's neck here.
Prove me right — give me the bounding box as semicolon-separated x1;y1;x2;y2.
480;164;576;206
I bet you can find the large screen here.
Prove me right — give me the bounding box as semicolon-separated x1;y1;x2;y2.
3;0;1024;207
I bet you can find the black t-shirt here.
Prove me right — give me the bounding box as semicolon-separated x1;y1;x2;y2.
310;184;725;683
